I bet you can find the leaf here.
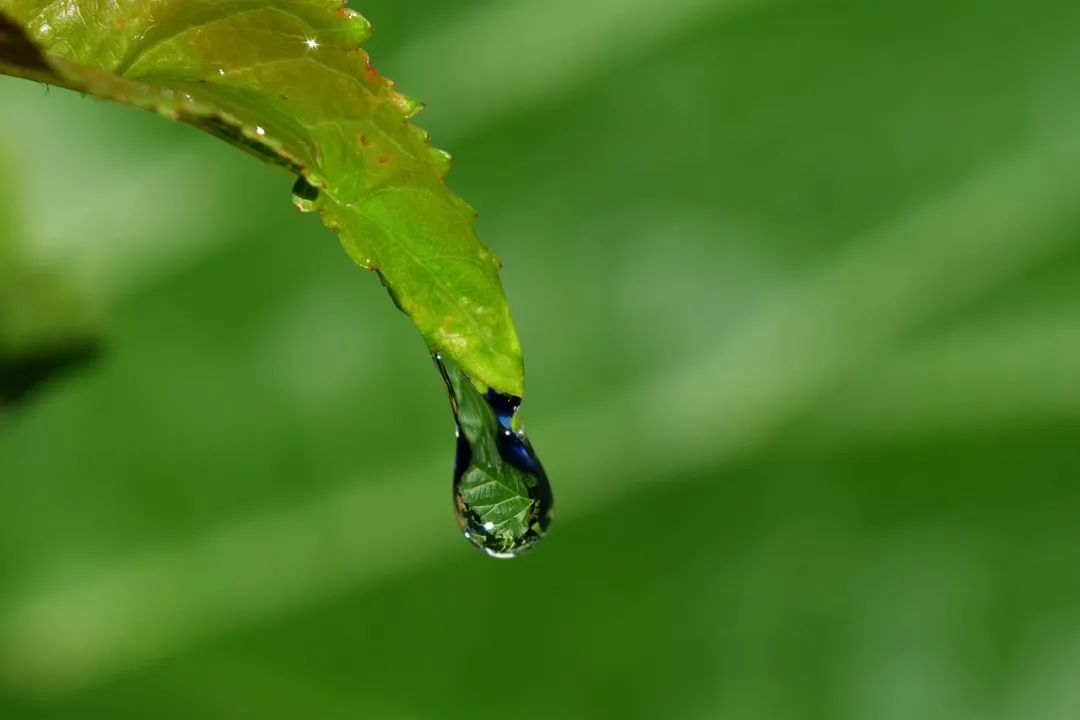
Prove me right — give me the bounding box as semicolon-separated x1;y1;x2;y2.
458;465;534;543
0;265;101;410
0;145;100;410
0;0;524;396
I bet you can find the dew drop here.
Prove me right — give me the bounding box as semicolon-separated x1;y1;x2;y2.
291;176;321;213
434;354;553;558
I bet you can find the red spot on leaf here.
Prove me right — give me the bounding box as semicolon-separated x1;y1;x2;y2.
378;154;389;164
363;55;378;79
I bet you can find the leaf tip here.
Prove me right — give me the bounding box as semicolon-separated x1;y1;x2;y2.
394;93;425;119
336;6;373;45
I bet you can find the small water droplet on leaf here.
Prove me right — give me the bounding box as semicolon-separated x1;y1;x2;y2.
291;175;321;212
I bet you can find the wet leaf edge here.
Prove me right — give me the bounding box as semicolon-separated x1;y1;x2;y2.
0;8;526;397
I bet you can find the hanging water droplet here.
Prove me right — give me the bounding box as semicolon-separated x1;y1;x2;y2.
292;176;321;213
434;353;553;558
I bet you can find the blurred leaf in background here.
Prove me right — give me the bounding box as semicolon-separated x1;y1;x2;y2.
2;0;1080;718
0;144;99;412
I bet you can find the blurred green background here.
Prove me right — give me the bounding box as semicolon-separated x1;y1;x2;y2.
3;0;1080;717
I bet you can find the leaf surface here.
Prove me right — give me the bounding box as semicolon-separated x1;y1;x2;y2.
0;0;524;395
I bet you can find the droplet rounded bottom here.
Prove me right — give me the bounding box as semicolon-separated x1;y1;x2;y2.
435;354;553;558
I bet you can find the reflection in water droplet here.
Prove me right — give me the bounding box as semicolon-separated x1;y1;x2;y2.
291;176;321;213
434;354;553;558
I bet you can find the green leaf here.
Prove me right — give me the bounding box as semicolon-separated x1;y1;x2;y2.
0;0;524;396
0;146;100;410
458;464;533;543
0;267;100;410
